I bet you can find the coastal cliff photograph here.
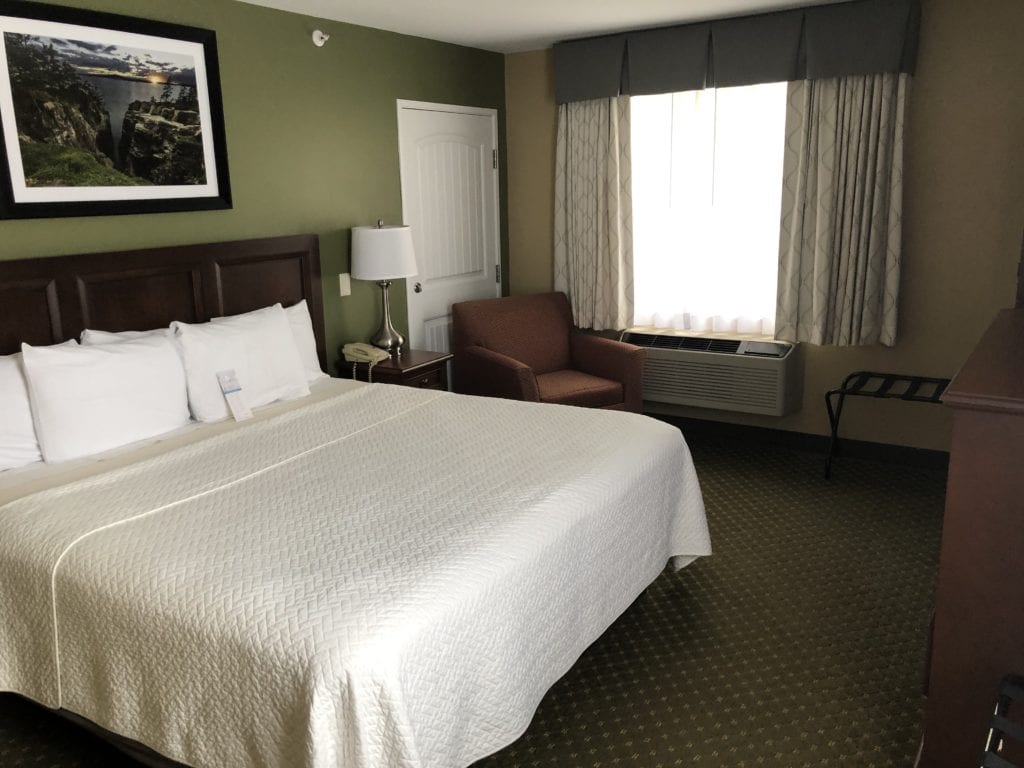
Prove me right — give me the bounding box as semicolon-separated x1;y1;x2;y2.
3;32;206;187
0;5;230;219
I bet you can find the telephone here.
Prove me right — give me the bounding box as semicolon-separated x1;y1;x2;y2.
342;343;390;382
342;343;390;364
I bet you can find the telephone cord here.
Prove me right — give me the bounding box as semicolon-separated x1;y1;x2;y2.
351;360;376;383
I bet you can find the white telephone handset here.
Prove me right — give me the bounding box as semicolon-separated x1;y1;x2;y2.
342;343;389;364
342;343;389;382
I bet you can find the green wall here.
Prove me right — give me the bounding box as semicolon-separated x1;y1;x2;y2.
0;0;508;372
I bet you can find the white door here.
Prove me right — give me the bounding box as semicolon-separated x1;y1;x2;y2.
397;101;500;353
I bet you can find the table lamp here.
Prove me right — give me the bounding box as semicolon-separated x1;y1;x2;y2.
351;220;418;356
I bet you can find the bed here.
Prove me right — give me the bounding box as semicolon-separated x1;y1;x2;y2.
0;235;711;768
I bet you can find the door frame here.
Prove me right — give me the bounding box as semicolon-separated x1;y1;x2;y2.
396;99;502;350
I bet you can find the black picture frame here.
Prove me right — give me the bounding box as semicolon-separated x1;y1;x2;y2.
0;1;231;219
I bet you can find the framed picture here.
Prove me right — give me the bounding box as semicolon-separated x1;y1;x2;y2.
0;1;231;219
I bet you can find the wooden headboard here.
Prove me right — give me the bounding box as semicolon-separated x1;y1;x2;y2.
0;234;326;367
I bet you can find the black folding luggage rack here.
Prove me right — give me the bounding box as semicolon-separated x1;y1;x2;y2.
982;674;1024;768
824;370;951;478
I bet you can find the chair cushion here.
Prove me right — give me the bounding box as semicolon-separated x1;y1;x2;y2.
451;293;573;374
536;370;624;409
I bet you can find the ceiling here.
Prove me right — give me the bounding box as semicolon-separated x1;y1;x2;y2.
237;0;846;54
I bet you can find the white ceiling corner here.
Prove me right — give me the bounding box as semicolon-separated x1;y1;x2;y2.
235;0;848;54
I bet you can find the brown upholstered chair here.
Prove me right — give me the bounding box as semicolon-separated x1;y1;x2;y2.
451;292;645;412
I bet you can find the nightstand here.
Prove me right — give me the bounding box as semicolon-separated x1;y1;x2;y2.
337;348;452;390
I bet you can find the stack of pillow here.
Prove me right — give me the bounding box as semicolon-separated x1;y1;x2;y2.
0;301;326;470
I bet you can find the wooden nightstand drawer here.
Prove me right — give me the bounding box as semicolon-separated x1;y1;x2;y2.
409;367;443;389
337;348;452;391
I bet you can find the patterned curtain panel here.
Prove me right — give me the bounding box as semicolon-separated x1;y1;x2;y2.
776;73;910;347
554;96;634;331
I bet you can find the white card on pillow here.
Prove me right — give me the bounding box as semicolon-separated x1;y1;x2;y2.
21;336;190;464
173;303;309;423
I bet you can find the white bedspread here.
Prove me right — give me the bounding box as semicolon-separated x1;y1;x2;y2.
0;382;710;768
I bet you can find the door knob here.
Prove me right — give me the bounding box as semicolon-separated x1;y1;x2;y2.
414;282;422;293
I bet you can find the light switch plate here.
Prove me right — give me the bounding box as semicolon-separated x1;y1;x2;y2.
338;273;351;297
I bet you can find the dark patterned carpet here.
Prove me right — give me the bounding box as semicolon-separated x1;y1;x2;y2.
0;431;947;768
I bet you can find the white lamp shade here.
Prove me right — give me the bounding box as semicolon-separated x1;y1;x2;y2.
351;225;418;281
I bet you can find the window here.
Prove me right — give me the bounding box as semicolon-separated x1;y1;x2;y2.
631;82;788;336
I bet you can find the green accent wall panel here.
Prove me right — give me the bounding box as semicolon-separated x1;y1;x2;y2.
0;0;508;371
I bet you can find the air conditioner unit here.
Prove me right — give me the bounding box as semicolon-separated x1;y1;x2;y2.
620;330;803;416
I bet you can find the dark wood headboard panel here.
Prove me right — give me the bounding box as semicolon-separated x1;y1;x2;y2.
0;234;326;367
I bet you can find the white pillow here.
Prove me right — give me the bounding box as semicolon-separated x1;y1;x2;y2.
173;303;309;423
0;353;39;471
81;327;171;345
211;301;325;383
0;341;78;471
284;300;327;382
21;336;190;464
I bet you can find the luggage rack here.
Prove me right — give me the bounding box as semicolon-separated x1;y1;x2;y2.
982;674;1024;768
824;371;951;478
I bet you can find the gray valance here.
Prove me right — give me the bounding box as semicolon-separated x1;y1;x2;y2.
553;35;628;103
554;0;920;104
626;24;711;96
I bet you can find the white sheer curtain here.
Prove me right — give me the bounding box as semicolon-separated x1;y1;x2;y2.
631;83;788;336
553;96;633;331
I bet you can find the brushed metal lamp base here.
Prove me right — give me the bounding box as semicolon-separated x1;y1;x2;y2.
370;279;404;356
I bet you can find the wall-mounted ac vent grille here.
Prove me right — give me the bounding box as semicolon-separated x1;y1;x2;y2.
623;333;742;355
621;331;803;416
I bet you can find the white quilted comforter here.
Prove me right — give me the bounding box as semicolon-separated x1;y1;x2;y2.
0;382;710;768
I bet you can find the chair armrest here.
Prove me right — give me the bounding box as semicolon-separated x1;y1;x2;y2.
570;334;646;413
454;345;540;401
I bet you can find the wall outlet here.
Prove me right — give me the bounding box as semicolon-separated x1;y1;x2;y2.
338;273;351;297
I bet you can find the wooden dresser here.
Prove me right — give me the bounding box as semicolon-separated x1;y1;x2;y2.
921;308;1024;766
